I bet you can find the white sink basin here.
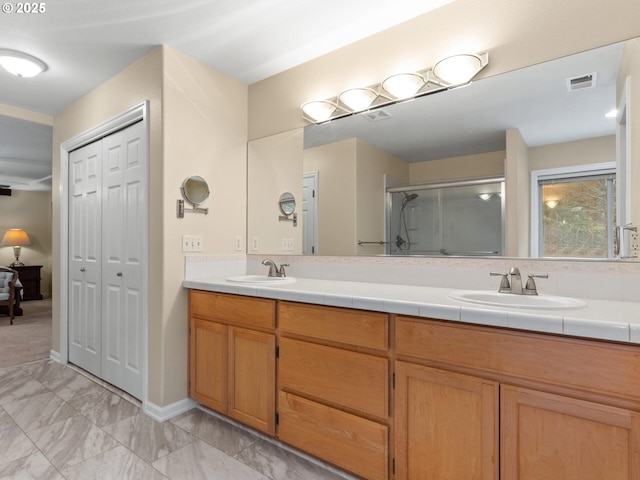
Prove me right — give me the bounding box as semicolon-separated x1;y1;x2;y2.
226;275;296;284
448;290;586;310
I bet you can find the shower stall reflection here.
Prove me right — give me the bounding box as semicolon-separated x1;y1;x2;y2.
387;178;505;256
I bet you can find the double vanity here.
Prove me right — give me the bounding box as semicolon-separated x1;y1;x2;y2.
184;267;640;479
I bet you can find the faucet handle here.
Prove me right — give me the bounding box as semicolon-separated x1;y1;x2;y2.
490;272;511;293
524;273;548;295
278;264;289;277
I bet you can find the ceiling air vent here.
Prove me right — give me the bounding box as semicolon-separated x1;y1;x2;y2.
364;109;392;122
567;72;597;92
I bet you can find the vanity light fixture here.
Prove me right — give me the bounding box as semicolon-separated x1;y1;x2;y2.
478;193;493;201
301;52;488;124
545;200;559;209
432;53;485;85
0;49;47;78
301;100;340;123
338;88;379;112
381;72;425;99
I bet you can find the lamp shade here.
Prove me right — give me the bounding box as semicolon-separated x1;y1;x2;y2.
1;228;31;246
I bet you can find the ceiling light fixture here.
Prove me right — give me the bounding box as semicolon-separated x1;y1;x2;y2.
301;52;488;123
0;48;48;78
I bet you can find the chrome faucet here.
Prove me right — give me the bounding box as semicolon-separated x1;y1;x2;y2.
490;267;548;295
261;259;289;277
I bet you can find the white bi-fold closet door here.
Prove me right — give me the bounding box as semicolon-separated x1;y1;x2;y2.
68;120;146;400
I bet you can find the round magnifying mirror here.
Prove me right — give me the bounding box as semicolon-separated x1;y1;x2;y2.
278;192;296;216
182;176;210;206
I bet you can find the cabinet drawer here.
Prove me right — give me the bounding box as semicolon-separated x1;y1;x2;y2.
190;290;275;330
279;301;388;351
279;391;388;480
279;337;388;420
396;316;640;403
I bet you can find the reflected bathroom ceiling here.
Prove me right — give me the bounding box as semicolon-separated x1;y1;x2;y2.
304;41;623;163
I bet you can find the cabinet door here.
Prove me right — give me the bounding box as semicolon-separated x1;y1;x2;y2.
501;385;640;480
189;318;227;412
228;327;276;435
394;361;498;480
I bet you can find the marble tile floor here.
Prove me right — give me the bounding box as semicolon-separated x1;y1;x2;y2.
0;359;357;480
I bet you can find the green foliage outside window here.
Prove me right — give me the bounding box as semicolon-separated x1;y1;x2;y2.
541;177;615;258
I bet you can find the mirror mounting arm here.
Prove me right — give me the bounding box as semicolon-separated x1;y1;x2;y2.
279;212;298;227
177;199;209;218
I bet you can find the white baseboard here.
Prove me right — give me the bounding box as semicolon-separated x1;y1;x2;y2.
144;397;198;423
49;350;62;363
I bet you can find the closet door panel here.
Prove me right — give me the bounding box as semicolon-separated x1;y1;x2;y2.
68;141;102;377
101;122;146;399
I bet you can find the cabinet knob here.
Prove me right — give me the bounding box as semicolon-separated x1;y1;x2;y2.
80;268;85;272
117;272;123;277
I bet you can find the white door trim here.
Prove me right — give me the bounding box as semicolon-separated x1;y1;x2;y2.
59;102;149;407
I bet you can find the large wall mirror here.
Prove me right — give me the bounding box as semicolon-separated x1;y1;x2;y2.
248;36;640;260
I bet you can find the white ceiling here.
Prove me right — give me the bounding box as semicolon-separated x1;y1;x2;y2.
0;0;453;191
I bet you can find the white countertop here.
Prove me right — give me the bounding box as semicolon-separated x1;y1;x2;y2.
183;276;640;344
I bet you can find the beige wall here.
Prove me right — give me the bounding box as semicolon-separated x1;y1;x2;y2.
249;0;640;141
356;139;409;255
248;129;303;254
304;139;357;255
161;47;248;405
410;151;505;184
53;46;248;407
0;190;52;297
528;135;616;171
505;129;530;257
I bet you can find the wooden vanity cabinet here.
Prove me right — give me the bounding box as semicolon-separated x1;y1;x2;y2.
394;361;499;479
395;316;640;480
277;302;390;480
188;290;276;435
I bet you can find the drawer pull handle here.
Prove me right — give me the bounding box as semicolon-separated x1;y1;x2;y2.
80;268;85;272
117;272;123;277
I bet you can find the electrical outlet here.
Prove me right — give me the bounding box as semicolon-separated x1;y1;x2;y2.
234;235;243;252
251;236;259;251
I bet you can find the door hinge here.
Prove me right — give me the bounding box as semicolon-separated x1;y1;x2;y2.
392;457;395;474
275;345;279;358
275;412;279;425
392;372;395;389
